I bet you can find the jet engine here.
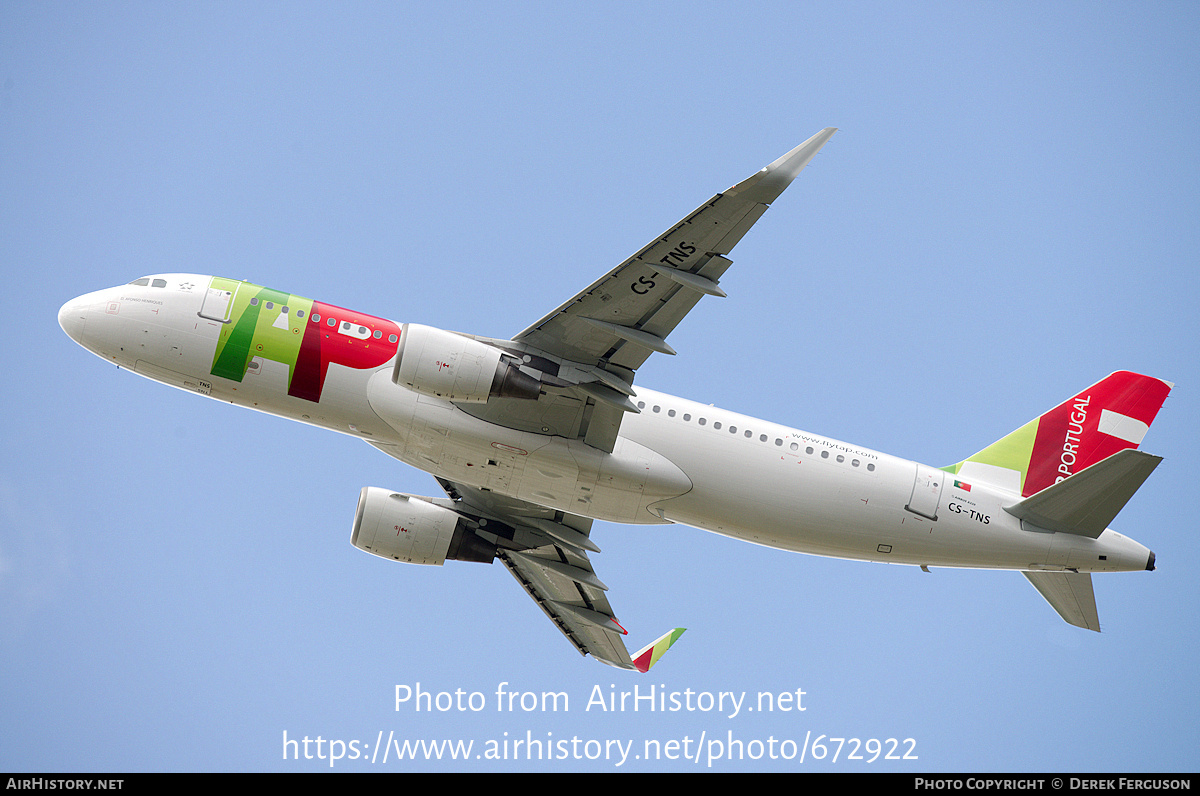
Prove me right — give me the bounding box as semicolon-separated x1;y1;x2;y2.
392;323;541;403
351;487;496;565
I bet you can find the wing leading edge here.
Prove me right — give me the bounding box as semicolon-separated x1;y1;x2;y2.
515;127;838;371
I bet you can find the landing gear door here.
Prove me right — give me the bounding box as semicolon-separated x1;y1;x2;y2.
906;463;944;520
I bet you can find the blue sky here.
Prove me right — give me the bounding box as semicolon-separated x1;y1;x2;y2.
3;2;1198;772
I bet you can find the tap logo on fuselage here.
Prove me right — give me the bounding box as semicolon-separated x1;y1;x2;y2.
207;277;400;403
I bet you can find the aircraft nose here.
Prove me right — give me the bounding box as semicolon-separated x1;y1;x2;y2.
58;296;89;344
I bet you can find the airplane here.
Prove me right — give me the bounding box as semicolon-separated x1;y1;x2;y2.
58;128;1172;671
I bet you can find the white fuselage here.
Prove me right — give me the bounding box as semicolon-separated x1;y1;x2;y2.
59;275;1153;575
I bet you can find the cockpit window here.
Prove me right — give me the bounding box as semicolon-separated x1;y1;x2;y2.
129;278;151;286
151;279;167;288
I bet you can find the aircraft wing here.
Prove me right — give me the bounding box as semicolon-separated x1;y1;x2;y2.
502;538;634;669
461;129;837;452
387;133;835;663
515;127;837;371
434;478;683;670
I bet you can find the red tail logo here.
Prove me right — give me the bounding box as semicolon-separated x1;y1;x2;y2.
1023;371;1171;496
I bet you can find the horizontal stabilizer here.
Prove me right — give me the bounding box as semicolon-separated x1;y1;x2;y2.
1005;449;1162;538
630;628;687;673
1023;571;1100;632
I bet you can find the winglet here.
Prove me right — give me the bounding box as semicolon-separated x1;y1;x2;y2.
630;627;687;673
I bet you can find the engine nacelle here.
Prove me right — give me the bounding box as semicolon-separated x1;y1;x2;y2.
393;323;540;403
351;487;496;565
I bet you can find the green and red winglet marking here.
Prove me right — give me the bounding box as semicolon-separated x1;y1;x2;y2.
631;628;687;673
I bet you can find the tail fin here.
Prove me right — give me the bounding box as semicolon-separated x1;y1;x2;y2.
945;371;1172;497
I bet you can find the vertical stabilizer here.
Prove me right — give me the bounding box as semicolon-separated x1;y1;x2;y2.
946;371;1171;497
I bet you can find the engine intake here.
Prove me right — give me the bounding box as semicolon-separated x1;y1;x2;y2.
351;487;496;565
393;323;540;403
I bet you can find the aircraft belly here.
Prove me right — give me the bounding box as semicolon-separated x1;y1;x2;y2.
366;374;692;523
637;420;901;556
658;456;908;559
659;473;1060;568
634;416;1079;570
